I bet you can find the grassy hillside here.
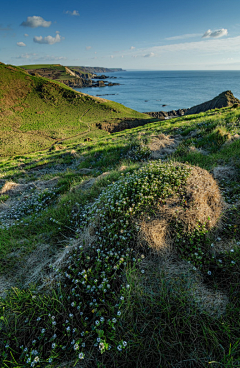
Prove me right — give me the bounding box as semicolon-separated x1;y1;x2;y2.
0;84;240;367
0;62;149;156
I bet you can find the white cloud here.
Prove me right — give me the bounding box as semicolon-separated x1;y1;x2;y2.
85;46;92;50
33;32;62;45
17;42;26;47
24;33;29;37
65;10;79;16
110;55;114;59
21;16;51;28
165;33;202;40
134;35;240;57
202;28;228;38
144;52;155;57
130;46;135;50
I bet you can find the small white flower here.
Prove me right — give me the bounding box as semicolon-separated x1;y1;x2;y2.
79;352;85;359
97;337;101;342
207;271;211;275
117;311;121;316
41;328;45;334
117;345;122;351
123;341;127;347
112;318;117;323
95;320;100;325
52;343;56;349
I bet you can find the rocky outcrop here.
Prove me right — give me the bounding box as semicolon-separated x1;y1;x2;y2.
145;91;240;119
60;78;93;88
146;109;187;119
96;118;153;133
185;90;240;115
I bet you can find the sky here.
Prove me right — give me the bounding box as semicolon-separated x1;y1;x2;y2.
1;0;240;70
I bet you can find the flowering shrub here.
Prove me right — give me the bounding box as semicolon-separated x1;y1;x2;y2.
1;161;190;366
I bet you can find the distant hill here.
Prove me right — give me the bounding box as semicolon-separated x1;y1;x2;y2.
20;64;124;88
0;62;148;156
185;90;240;115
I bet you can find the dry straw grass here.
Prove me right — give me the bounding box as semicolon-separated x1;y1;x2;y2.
136;164;228;317
148;133;182;159
138;165;224;255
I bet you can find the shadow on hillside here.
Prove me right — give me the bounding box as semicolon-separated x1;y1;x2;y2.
96;117;163;133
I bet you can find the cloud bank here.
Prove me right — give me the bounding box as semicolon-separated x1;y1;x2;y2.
85;46;92;50
202;28;228;38
21;16;51;28
33;33;62;45
17;42;26;47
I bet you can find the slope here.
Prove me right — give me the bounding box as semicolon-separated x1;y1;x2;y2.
0;62;149;156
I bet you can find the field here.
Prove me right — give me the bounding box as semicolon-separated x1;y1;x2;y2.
0;66;240;367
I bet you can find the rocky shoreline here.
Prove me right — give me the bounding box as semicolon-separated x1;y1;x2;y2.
145;90;240;119
61;75;120;88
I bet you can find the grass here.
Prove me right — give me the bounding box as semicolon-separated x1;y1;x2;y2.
0;81;240;367
0;62;150;156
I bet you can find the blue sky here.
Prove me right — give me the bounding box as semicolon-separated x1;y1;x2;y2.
1;0;240;69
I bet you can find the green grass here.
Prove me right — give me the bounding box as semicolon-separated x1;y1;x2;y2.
0;62;150;156
0;82;240;367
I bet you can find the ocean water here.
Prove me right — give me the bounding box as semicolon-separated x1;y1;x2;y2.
74;70;240;113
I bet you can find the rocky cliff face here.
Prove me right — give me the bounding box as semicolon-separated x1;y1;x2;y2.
185;90;240;115
145;91;240;119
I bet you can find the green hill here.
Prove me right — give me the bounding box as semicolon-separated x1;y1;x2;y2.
0;62;149;156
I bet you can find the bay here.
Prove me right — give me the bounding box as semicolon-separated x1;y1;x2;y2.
74;70;240;113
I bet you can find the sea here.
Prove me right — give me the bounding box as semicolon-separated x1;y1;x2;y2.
74;70;240;113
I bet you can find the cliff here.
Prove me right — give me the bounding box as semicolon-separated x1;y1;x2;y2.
185;90;240;115
146;91;240;119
